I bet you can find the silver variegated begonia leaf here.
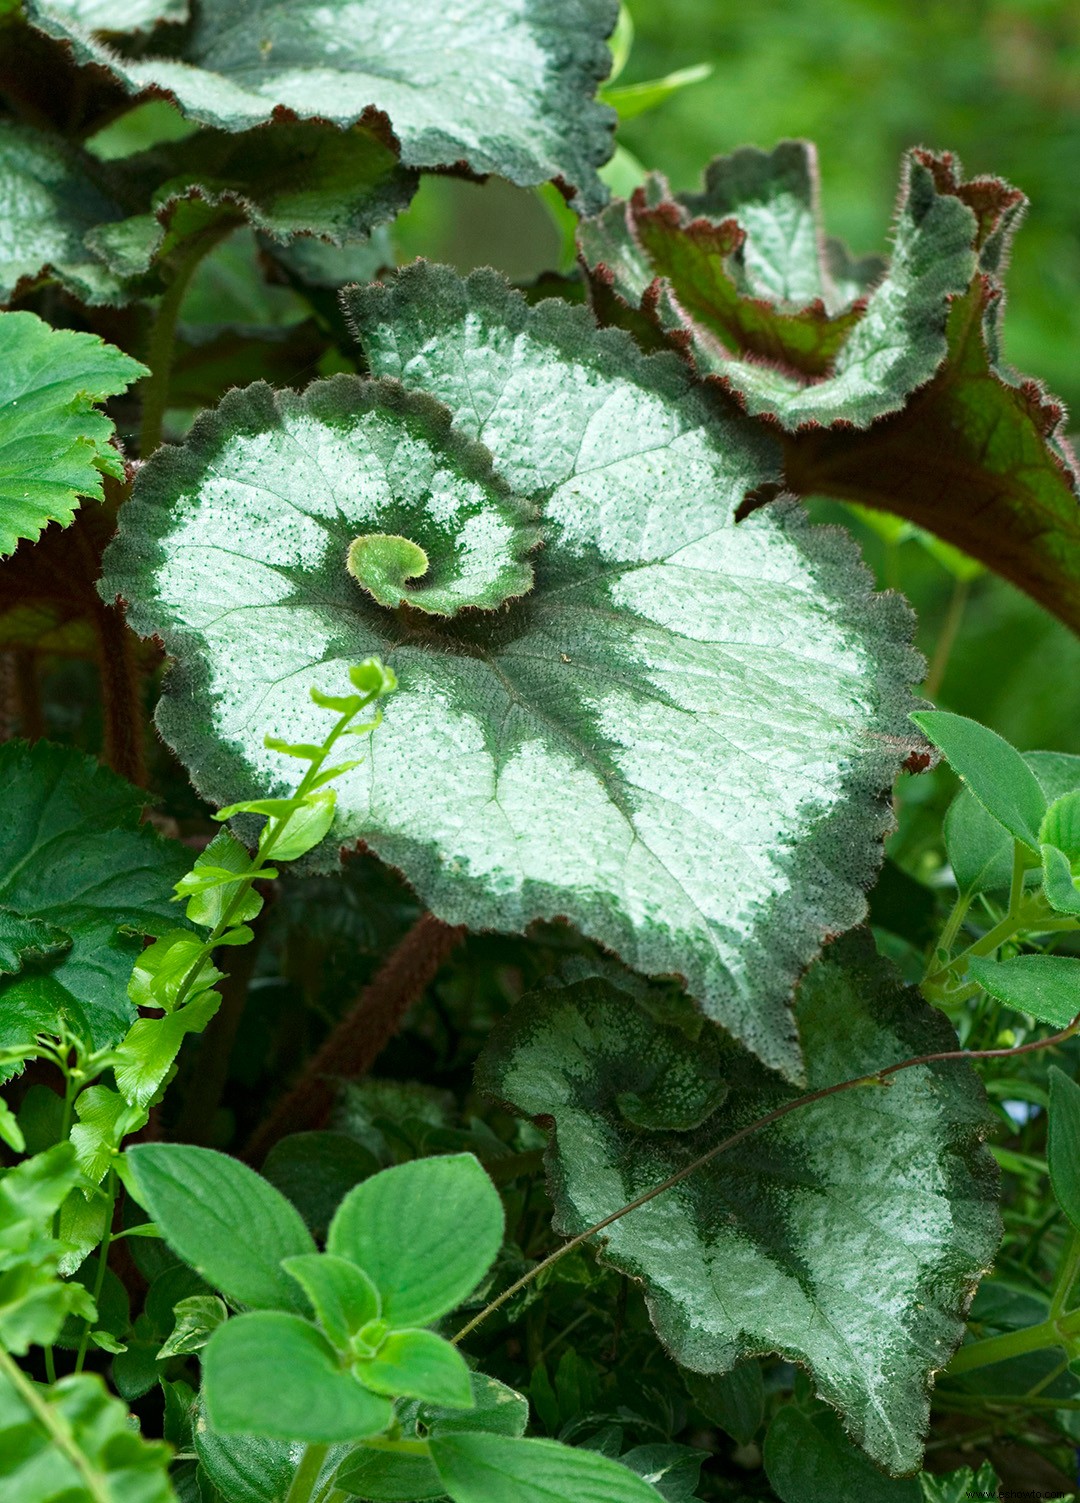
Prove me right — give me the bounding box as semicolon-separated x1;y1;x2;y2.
103;265;923;1079
476;930;1001;1474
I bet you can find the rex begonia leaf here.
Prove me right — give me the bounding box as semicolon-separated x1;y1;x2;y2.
102;263;922;1080
577;140;976;430
0;119;128;306
0;740;190;1053
580;143;1080;636
27;0;618;211
90;120;418;279
0;310;146;558
475;929;1000;1474
45;0;188;31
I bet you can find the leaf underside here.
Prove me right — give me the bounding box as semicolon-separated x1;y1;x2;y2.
476;930;1001;1474
0;740;189;1054
27;0;619;211
104;264;922;1080
580;143;1080;634
0;310;146;557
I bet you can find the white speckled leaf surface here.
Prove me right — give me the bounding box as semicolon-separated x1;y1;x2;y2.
104;266;923;1079
27;0;618;211
476;931;1001;1474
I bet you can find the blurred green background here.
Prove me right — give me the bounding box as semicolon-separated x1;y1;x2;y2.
390;0;1080;756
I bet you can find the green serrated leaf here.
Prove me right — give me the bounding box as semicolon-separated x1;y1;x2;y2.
128;929;221;1013
327;1154;504;1328
281;1252;380;1351
113;987;223;1110
0;1366;174;1503
70;1084;147;1184
104;263;921;1078
0;120;129;306
476;931;1000;1473
125;1143;316;1312
0;311;146;557
269;791;338;863
356;1328;473;1408
26;0;618;212
202;1310;393;1441
430;1431;666;1503
0;741;190;1051
911;710;1046;851
176;829;261;929
967;955;1080;1029
0;1143;97;1352
945;750;1080;899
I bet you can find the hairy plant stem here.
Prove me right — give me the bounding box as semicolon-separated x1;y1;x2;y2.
91;600;145;786
947;1305;1080;1375
1049;1231;1080;1319
243;912;466;1165
0;1346;110;1503
284;1442;329;1503
453;1013;1080;1348
139;220;237;458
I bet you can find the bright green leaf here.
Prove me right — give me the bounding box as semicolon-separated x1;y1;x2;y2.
357;1328;473;1408
125;1143;316;1312
430;1431;666;1502
476;931;1000;1473
176;828;261;929
944;750;1080;898
0;1366;174;1503
1048;1067;1080;1234
1041;790;1080;860
113;988;223;1109
0;311;146;557
202;1310;393;1441
335;1372;529;1501
27;0;618;211
0;1144;98;1352
268;791;338;863
70;1084;147;1184
0;741;188;1053
967;955;1080;1029
1042;844;1080;916
910;710;1046;851
106;263;921;1078
127;929;220;1014
327;1154;504;1328
282;1252;380;1351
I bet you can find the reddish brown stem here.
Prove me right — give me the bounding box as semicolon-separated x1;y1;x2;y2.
92;601;145;786
243;912;466;1165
